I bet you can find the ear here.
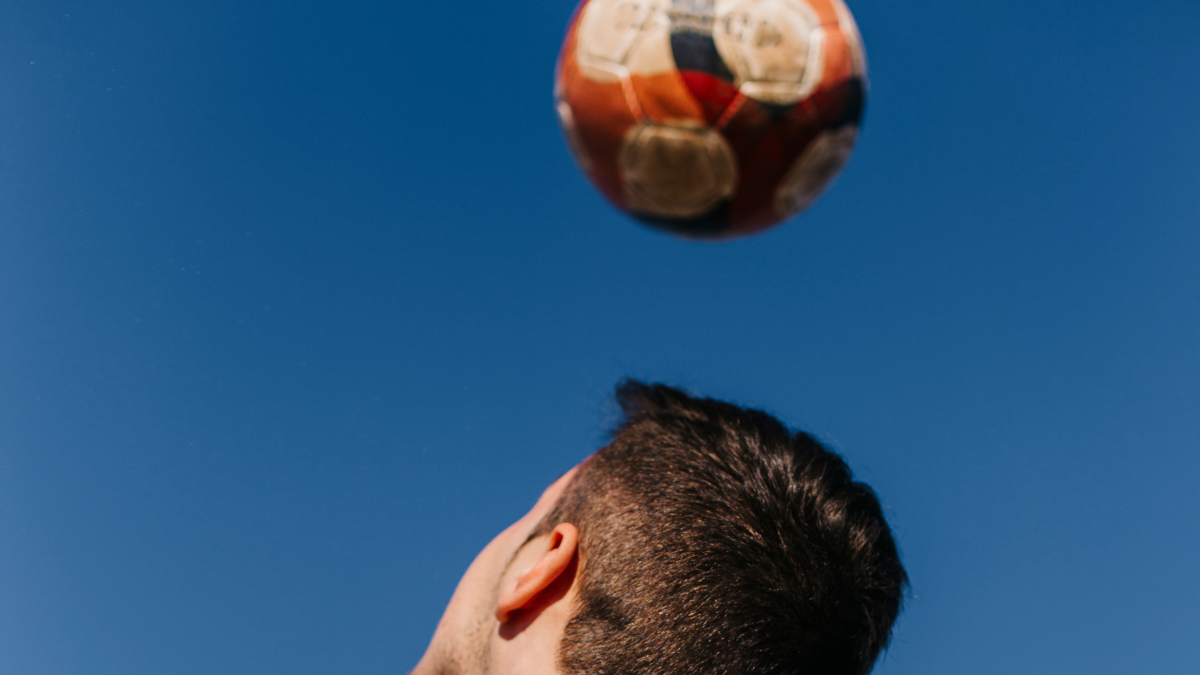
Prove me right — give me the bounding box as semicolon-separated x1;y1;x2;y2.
495;523;579;624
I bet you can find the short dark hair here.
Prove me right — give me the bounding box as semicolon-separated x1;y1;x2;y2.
532;381;907;675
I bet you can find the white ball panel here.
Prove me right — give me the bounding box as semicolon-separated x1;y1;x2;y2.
623;7;675;76
621;122;738;218
774;125;856;217
713;0;820;104
576;0;670;66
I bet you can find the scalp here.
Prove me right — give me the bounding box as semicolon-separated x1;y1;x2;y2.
534;381;906;675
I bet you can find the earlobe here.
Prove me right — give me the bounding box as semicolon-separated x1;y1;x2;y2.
495;523;579;623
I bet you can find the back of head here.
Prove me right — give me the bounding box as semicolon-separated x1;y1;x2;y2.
533;381;907;675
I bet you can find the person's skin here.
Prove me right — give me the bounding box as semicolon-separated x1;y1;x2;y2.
412;467;582;675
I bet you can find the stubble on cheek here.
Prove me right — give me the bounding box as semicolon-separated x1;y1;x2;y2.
431;586;499;675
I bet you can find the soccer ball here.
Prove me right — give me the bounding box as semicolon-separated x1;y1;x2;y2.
556;0;867;238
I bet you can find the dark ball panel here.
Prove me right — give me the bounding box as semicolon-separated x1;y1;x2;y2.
669;31;736;83
833;77;866;128
633;201;735;239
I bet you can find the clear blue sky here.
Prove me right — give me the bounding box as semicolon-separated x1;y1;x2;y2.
2;1;1197;673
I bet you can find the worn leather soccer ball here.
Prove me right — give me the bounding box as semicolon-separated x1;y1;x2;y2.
556;0;867;238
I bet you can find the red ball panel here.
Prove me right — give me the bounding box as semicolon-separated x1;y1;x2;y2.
679;71;742;126
727;100;825;236
630;72;706;125
798;0;844;27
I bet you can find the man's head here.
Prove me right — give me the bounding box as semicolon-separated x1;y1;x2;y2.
414;381;907;675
